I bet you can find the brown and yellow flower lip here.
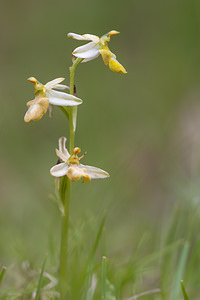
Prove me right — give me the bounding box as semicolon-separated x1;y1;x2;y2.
24;95;49;123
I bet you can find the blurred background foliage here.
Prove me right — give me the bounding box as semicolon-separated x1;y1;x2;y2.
1;0;200;298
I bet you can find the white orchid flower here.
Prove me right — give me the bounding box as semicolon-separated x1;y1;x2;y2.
50;137;110;183
67;30;127;74
24;77;82;123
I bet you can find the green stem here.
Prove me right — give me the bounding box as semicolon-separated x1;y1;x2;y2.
59;178;71;300
69;57;83;154
59;57;83;300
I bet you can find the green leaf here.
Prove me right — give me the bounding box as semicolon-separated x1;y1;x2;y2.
72;106;77;132
181;280;190;300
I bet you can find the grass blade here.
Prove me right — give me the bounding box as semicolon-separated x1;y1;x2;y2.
0;266;6;287
101;256;107;300
35;254;48;300
81;213;106;300
170;242;189;300
180;280;190;300
85;274;97;300
84;211;107;277
90;211;107;261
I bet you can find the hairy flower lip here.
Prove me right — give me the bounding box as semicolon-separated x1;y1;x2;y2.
50;137;110;182
68;31;127;73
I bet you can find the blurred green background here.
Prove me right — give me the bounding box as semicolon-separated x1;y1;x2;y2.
1;0;200;296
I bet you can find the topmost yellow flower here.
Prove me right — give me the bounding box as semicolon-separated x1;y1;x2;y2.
67;30;127;74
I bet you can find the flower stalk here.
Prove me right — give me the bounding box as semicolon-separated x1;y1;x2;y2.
69;57;83;154
59;177;71;300
59;57;83;300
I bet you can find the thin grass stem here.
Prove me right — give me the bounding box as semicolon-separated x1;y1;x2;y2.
126;288;161;300
35;254;48;300
180;280;190;300
0;266;6;287
101;256;107;300
170;242;190;300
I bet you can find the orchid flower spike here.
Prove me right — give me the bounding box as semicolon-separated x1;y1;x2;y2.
24;77;83;123
67;30;127;74
50;137;110;183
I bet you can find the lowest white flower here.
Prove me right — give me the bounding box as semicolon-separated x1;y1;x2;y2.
68;30;127;74
50;137;110;183
24;77;82;123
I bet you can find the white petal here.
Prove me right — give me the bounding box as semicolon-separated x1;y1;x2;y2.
68;32;88;40
73;44;100;60
68;33;99;43
82;34;99;43
54;84;70;91
58;137;70;159
45;78;65;90
82;51;100;62
47;89;81;101
73;42;97;54
56;149;69;162
47;90;82;106
50;162;69;177
79;164;110;179
48;97;82;106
